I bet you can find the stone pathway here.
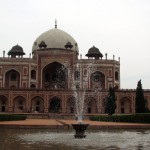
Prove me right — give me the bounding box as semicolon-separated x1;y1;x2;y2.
0;119;61;125
0;119;62;128
0;119;150;129
58;119;150;129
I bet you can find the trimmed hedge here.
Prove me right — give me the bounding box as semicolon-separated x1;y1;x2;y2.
0;114;27;121
90;114;150;124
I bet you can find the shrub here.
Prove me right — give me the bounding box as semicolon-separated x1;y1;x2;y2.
0;114;27;121
90;114;150;124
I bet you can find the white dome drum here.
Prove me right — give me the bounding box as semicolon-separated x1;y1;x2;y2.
32;28;79;53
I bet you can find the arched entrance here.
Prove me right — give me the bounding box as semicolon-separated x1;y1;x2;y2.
67;97;75;113
13;96;26;112
42;62;67;89
84;97;97;113
49;97;61;113
119;97;132;114
31;96;44;113
0;96;8;112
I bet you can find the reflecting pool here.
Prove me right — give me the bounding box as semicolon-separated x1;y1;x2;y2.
0;128;150;150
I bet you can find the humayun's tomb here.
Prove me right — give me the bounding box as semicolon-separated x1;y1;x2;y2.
0;23;150;115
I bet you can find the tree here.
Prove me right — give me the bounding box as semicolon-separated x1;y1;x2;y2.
135;80;147;113
105;87;116;115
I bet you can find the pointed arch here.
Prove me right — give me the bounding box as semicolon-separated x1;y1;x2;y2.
49;96;61;113
74;70;80;80
31;96;44;112
31;69;36;79
102;98;107;114
67;97;76;113
42;61;68;89
91;71;105;89
0;95;8;112
115;71;119;81
13;96;26;112
5;69;20;88
119;97;132;114
84;97;97;113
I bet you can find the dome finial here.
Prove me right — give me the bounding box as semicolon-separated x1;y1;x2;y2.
55;19;57;28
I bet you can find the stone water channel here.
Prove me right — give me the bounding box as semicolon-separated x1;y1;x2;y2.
0;128;150;150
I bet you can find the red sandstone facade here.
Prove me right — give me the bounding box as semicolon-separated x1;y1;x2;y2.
0;26;150;114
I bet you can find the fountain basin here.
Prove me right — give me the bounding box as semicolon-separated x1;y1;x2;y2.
72;123;89;138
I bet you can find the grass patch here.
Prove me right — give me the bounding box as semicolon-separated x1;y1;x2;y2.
0;114;27;121
90;114;150;124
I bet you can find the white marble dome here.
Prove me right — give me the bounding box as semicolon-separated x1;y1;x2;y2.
32;28;79;53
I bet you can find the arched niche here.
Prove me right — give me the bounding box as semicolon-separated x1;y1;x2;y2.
0;95;8;112
31;70;36;80
91;71;105;89
5;69;20;88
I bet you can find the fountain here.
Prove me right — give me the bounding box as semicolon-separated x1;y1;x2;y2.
67;62;101;138
57;61;101;138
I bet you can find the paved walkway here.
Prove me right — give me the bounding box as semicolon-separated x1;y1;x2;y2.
0;119;150;129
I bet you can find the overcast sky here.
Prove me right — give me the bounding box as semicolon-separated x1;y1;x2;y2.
0;0;150;89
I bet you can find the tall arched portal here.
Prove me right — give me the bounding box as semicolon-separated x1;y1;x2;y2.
42;62;67;89
49;97;61;113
